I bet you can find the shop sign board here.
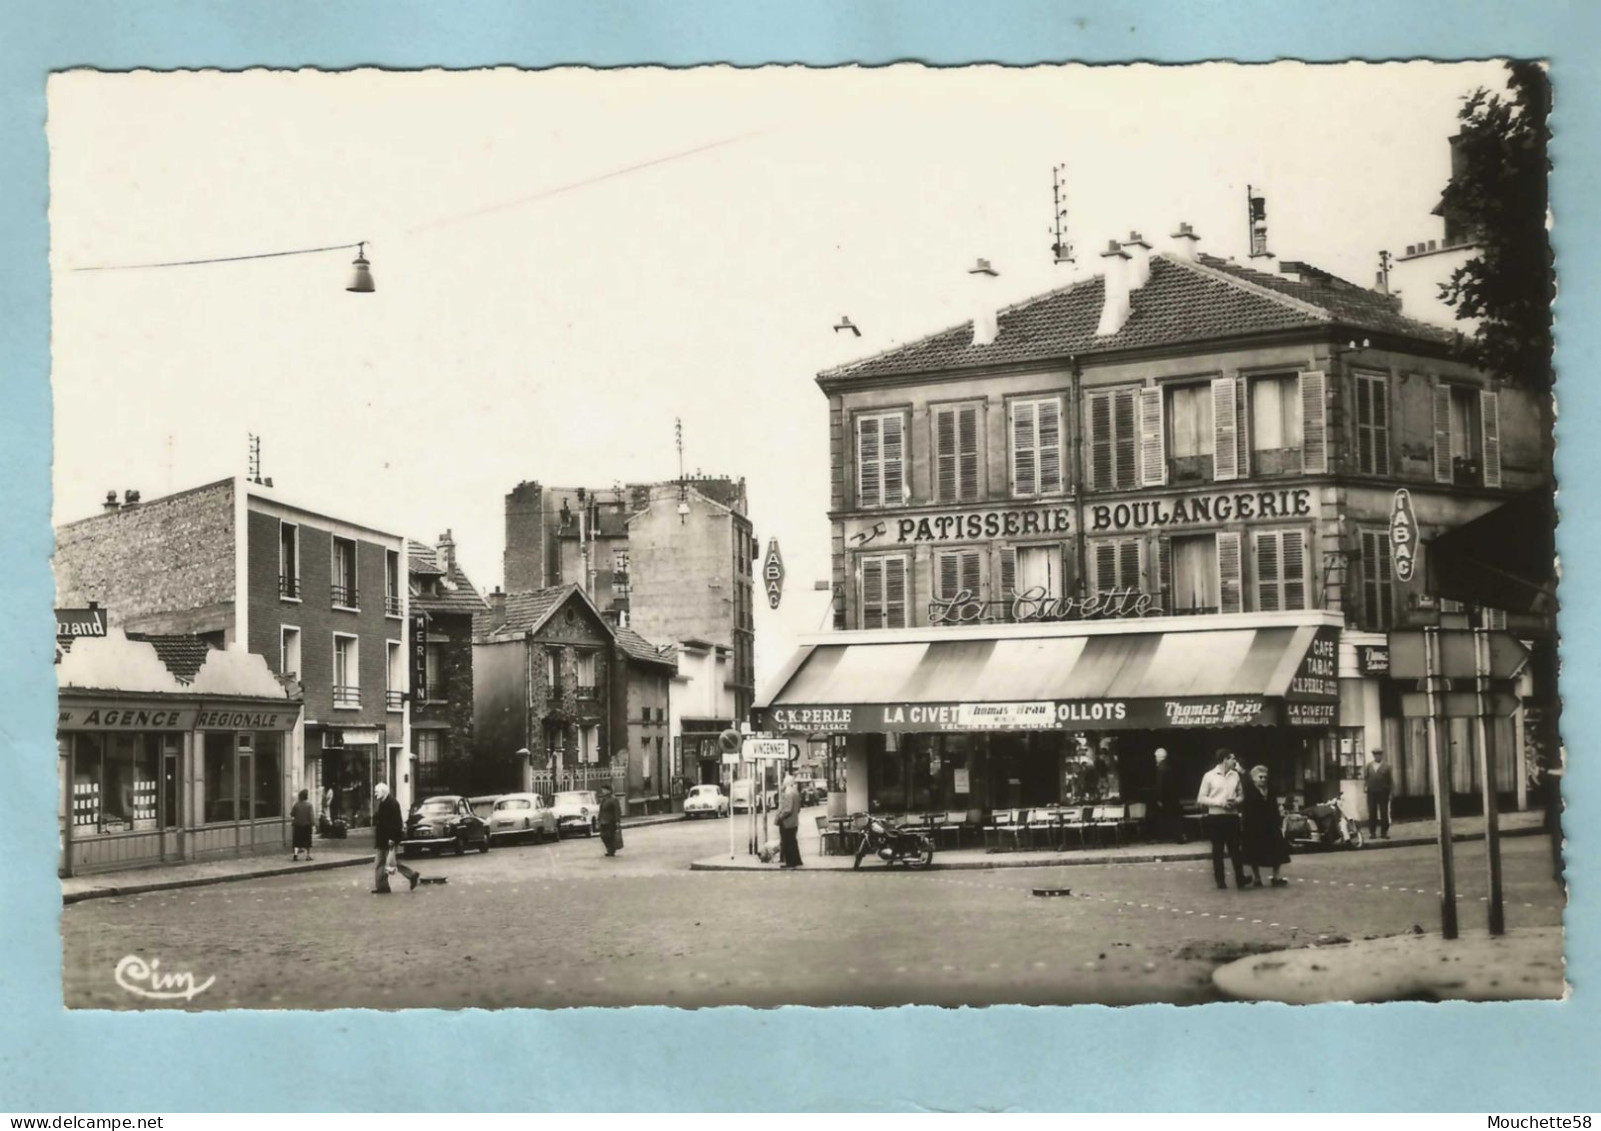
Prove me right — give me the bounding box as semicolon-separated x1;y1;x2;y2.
1400;691;1519;719
1387;630;1530;681
58;703;196;731
844;503;1075;549
340;728;383;745
742;738;791;761
56;606;108;639
1286;701;1337;727
1086;487;1313;534
1389;490;1419;583
763;539;785;610
1356;644;1390;676
1285;626;1340;702
410;611;429;702
195;707;298;730
763;696;1280;733
929;585;1156;627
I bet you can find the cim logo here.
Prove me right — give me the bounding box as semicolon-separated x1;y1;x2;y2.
115;954;215;1002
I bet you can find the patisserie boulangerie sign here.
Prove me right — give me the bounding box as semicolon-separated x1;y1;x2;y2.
843;503;1075;548
1086;487;1314;532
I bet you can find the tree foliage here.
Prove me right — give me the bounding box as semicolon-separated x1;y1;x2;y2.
1438;61;1554;393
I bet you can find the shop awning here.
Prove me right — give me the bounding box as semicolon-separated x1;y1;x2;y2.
757;621;1339;733
1426;490;1557;615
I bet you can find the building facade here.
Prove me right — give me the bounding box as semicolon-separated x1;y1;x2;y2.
54;477;413;825
408;532;490;797
758;229;1550;822
668;638;738;787
615;626;678;813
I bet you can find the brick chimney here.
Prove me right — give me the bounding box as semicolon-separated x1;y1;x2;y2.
122;489;141;509
968;258;999;347
1096;240;1132;337
1170;221;1201;262
1122;231;1152;290
436;529;456;575
102;490;120;513
488;585;506;625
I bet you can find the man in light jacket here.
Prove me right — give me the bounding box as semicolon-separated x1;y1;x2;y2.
775;774;803;869
1197;750;1248;890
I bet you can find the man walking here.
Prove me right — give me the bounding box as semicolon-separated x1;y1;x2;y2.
598;784;624;857
372;782;419;894
1364;748;1394;839
775;773;803;869
1153;747;1187;844
1197;749;1248;889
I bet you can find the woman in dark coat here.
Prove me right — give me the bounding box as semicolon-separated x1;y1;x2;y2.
1240;765;1291;887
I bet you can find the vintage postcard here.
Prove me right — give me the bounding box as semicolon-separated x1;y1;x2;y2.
47;61;1562;1014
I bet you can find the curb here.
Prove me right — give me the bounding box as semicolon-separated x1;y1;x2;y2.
688;824;1542;873
62;854;376;905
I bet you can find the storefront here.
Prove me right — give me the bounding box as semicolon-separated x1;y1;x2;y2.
308;726;392;830
756;612;1341;819
57;629;300;877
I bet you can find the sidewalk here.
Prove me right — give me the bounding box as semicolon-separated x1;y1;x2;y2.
690;809;1547;872
61;810;688;904
1212;926;1565;1002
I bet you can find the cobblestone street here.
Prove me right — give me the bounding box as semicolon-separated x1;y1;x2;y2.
61;813;1565;1010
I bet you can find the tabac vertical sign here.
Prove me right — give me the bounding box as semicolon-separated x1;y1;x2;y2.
763;538;785;610
410;610;429;703
1389;489;1419;583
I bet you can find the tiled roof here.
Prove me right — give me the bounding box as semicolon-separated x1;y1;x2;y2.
125;633;214;684
615;625;678;671
409;540;491;615
821;252;1455;384
478;584;584;639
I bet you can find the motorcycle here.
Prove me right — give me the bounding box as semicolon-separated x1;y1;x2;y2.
1282;798;1364;852
852;815;935;869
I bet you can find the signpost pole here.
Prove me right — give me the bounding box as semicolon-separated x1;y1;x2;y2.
1474;629;1506;935
1425;627;1458;940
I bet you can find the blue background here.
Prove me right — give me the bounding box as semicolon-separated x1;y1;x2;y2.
2;1;1596;1112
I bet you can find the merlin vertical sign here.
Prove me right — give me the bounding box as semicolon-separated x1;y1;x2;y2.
1390;489;1419;583
410;611;428;703
763;538;785;610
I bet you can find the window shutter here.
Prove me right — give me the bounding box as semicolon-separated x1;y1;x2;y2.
1355;379;1374;474
885;556;908;628
937;551;960;601
1000;547;1017;621
1433;383;1453;483
1372;379;1390;475
1217;531;1243;614
1114;388;1138;489
934;406;957;502
960;549;982;596
858;417;882;507
1011;400;1037;495
1156;535;1173;614
1038;398;1062;494
1299;370;1328;474
1283;529;1307;611
1480;389;1501;488
1212;377;1239;481
882;415;905;503
1091;541;1116;594
1118;539;1143;594
1236;378;1250;479
1138;385;1166;486
1088;392;1113;489
1255;530;1282;612
861;557;883;629
957;404;981;500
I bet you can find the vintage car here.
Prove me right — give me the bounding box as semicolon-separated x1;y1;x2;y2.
682;784;729;819
489;792;559;842
401;795;492;856
550;790;600;837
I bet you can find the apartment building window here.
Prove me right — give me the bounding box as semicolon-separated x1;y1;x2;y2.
859;553;909;630
1166;382;1214;483
280;626;301;680
331;536;358;608
1168;535;1219;615
1254;529;1309;612
544;649;562;697
933;548;982;603
1251;374;1305;474
1434;383;1502;488
279;522;300;600
999;543;1064;620
856;411;907;509
1009;396;1063;497
579;725;599;765
386;641;403;711
333;633;360;708
1087;537;1143;597
1354;372;1391;475
414;731;442;772
575;651;598;697
933;402;982;502
1086;388;1138;490
425;642;442;699
1357;528;1396;630
385;549;401;616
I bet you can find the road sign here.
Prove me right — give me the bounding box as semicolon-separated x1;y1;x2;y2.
721;751;740;766
743;738;791;761
1387;629;1530;681
1389;489;1420;583
1400;691;1519;719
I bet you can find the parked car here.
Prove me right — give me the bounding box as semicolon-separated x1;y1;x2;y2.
683;784;729;819
730;779;755;814
551;790;600;837
488;792;559;842
402;795;491;856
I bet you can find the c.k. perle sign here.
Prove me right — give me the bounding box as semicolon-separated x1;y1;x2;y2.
1087;487;1314;533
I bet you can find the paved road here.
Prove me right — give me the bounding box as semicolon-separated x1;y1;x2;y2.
61;812;1565;1009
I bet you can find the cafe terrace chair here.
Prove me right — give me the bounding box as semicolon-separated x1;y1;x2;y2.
1057;805;1095;849
988;809;1029;852
1113;802;1149;844
815;813;846;856
1024;806;1063;851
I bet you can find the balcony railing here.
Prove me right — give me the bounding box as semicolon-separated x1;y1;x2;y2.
575;684;599;701
333;685;361;708
330;583;359;608
385;593;402;616
279;574;300;599
386;690;404;711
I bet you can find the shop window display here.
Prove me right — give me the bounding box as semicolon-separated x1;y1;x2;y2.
72;733;161;835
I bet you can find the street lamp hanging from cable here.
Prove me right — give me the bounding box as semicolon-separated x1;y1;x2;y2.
346;242;375;293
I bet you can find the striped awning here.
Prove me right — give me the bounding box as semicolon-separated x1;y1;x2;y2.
757;624;1337;733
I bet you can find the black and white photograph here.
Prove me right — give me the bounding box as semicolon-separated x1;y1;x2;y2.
48;61;1561;1010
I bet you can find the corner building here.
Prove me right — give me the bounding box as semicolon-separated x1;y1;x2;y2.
758;233;1549;822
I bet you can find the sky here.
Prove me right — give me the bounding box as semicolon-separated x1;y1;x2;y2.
47;61;1507;683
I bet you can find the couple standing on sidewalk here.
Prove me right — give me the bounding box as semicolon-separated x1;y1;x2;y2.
1197;749;1292;891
